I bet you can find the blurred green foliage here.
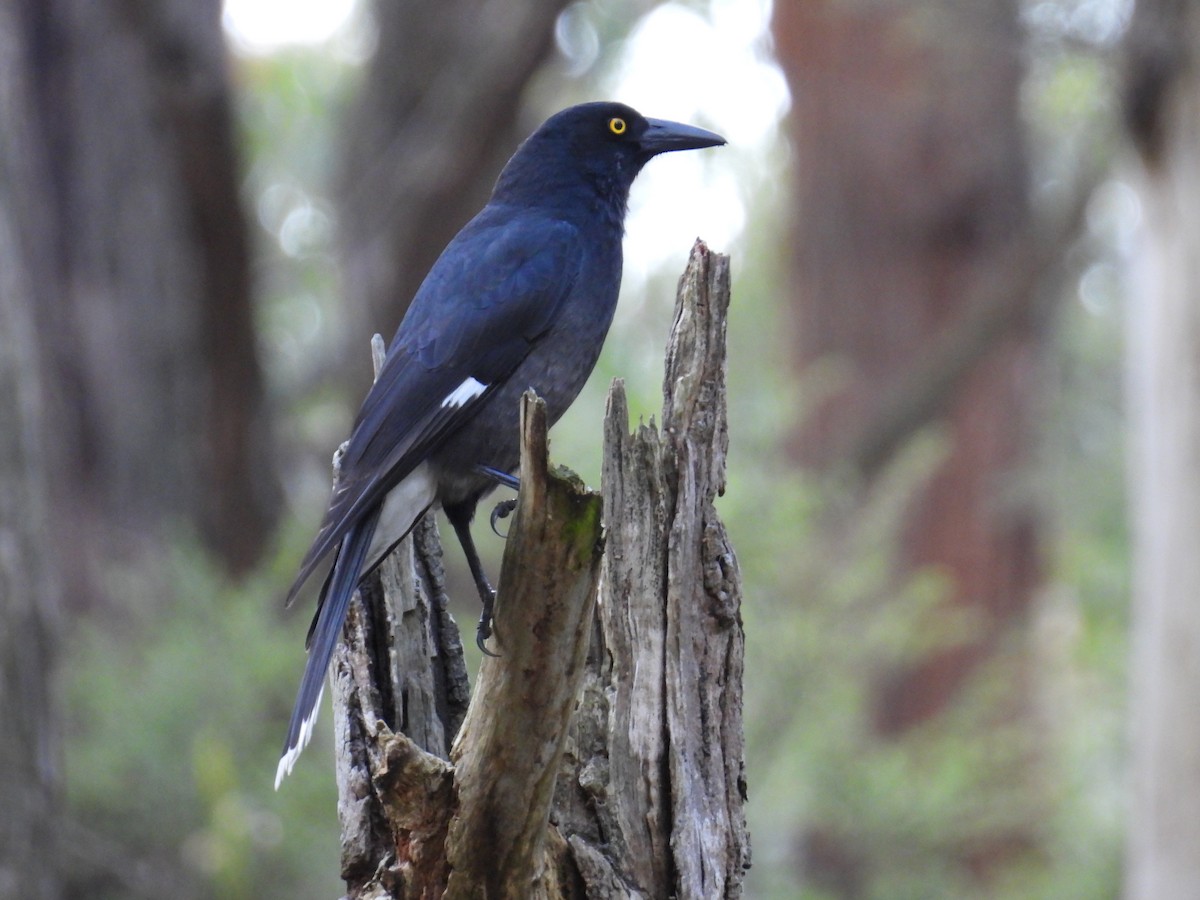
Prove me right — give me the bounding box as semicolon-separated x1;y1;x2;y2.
63;530;341;898
737;440;1125;899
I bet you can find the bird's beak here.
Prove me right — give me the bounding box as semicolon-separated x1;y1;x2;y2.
640;118;727;156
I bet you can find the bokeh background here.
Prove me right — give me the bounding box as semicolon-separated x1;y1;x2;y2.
3;0;1195;896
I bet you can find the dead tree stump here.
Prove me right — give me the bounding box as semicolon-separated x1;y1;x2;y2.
330;240;748;899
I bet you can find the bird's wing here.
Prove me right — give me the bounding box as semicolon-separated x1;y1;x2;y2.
284;215;582;605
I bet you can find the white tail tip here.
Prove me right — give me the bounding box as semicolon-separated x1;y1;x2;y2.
273;684;323;790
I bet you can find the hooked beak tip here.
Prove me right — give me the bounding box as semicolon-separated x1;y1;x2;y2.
641;118;727;155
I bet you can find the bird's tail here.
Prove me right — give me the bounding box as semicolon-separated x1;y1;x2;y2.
275;511;379;789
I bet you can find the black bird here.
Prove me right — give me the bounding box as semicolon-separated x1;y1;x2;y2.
276;101;724;787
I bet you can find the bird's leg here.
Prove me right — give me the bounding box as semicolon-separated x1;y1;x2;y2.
444;501;500;657
475;465;520;490
474;465;521;538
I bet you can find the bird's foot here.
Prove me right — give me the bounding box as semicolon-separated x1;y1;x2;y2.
489;498;518;537
476;590;500;657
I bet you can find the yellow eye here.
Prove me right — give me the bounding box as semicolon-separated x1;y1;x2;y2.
608;117;627;135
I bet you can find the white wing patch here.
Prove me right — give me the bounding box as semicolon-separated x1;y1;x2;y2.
441;376;487;409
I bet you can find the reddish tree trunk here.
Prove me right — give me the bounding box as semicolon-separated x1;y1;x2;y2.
774;0;1037;732
773;0;1044;887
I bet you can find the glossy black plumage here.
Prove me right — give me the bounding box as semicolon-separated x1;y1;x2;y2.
276;102;724;787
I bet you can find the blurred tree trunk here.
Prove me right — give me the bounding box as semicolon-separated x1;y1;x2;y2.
336;0;572;360
0;7;63;897
1124;2;1200;897
773;0;1043;888
9;0;275;591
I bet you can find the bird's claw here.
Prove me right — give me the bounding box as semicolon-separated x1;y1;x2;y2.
489;499;518;537
476;591;500;657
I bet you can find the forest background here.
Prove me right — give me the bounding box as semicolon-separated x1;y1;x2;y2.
2;0;1195;897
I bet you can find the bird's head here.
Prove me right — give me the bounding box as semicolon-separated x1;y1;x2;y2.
492;102;726;215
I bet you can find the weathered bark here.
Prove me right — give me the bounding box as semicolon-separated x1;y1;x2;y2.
331;335;471;895
1124;2;1200;896
333;513;470;894
552;242;748;899
331;242;747;898
443;396;604;899
332;393;604;900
